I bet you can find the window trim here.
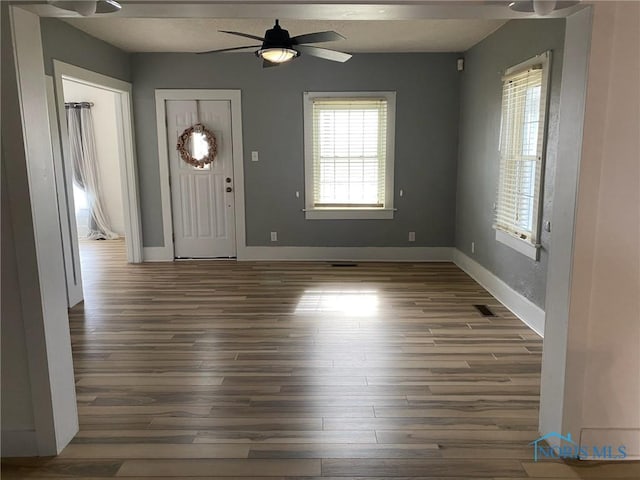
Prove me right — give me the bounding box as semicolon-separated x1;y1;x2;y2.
495;229;540;260
303;91;396;220
494;51;551;260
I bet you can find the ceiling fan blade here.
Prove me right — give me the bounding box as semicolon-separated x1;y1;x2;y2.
508;0;537;12
219;31;265;42
50;0;96;16
263;60;281;68
95;0;121;14
49;0;122;15
291;31;345;45
294;45;352;63
198;45;260;54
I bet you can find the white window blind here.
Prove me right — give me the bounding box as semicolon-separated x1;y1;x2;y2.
311;98;387;208
495;57;549;245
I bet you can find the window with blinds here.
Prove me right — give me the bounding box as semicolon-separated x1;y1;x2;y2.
495;52;550;250
304;92;396;220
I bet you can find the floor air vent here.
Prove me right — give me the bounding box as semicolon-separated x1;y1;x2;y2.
473;304;496;317
330;262;358;267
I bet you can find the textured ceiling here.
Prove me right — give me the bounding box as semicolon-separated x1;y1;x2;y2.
62;18;507;53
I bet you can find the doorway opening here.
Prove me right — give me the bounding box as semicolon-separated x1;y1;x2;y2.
63;79;126;243
49;61;142;307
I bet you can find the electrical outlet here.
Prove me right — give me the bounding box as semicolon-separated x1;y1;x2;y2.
471;241;475;254
408;232;416;242
270;231;278;242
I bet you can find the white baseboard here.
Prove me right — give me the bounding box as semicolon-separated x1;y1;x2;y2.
1;430;38;457
453;249;545;336
237;246;454;262
143;245;453;263
142;246;173;262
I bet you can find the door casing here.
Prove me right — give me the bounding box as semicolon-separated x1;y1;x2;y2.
154;89;246;262
53;61;143;268
45;76;83;307
50;61;143;308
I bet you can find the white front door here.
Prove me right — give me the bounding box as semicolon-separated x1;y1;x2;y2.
166;100;236;258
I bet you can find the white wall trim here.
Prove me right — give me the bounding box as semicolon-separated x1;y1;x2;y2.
45;75;82;307
143;246;174;262
239;246;453;262
303;91;396;220
143;244;453;263
453;249;545;336
539;7;593;439
53;60;143;264
495;228;540;261
9;5;78;456
1;430;38;458
155;89;246;260
303;208;395;220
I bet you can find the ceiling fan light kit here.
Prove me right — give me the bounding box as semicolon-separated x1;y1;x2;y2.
257;48;299;64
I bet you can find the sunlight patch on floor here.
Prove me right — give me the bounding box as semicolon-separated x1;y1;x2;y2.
294;289;379;316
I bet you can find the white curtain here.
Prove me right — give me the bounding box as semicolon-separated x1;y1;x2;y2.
66;103;119;240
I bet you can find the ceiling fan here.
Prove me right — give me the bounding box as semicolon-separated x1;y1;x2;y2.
48;0;121;16
508;1;580;15
199;19;353;68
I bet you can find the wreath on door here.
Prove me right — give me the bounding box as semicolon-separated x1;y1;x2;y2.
176;123;217;168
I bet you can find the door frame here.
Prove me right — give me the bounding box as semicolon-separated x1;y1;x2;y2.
53;60;143;265
45;75;84;307
154;89;246;261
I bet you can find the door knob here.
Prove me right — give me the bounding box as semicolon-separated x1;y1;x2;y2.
226;186;233;193
225;177;232;183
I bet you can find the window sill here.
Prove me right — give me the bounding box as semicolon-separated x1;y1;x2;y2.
304;208;395;220
495;228;540;261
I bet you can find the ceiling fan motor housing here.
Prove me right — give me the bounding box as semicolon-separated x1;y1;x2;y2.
263;20;293;48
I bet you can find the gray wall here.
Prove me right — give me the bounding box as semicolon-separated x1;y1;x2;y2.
131;53;461;247
455;19;566;308
40;18;131;81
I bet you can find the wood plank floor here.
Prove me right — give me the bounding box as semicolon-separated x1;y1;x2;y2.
3;239;639;478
